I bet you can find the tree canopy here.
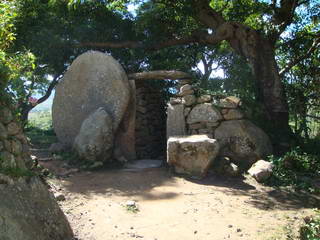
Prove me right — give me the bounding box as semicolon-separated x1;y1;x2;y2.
2;0;320;143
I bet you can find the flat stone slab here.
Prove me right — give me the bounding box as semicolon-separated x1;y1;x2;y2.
123;159;163;171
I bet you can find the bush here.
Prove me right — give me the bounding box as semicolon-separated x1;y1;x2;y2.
300;210;320;240
267;147;320;192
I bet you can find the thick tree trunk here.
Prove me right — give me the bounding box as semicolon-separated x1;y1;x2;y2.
240;35;292;146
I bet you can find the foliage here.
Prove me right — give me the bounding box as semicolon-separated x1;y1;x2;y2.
0;0;37;108
300;210;320;240
25;110;57;146
267;145;320;192
0;167;35;178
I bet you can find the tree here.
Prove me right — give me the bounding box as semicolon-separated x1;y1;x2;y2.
77;0;319;145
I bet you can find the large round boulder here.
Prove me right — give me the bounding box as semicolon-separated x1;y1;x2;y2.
52;51;130;147
214;120;273;167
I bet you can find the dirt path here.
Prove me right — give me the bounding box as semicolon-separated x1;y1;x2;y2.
29;143;318;240
40;162;318;240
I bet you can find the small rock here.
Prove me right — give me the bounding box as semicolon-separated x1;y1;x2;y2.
218;96;242;108
248;160;273;182
182;95;196;106
55;193;66;201
197;95;212;103
126;200;136;207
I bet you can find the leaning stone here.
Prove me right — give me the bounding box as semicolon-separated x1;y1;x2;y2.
223;109;244;120
7;122;21;136
166;104;186;139
248;160;273;182
167;135;220;178
197;95;212;103
215;120;273;168
113;80;136;161
187;103;223;124
52;51;130;147
73;107;113;164
0;122;8;140
0;107;13;124
218;96;241;108
182;95;196;106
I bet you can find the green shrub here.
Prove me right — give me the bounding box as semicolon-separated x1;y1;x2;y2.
300;210;320;240
267;147;320;192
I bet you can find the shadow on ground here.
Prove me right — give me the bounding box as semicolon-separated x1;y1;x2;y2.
190;174;320;211
33;143;319;210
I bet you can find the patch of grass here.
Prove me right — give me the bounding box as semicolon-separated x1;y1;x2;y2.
28;110;53;130
0;167;35;178
125;205;139;213
25;110;57;147
300;210;320;240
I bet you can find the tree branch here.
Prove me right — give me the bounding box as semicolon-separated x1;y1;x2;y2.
279;35;320;76
36;74;63;105
128;70;191;80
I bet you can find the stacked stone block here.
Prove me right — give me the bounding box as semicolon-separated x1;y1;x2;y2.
168;83;245;139
167;82;273;169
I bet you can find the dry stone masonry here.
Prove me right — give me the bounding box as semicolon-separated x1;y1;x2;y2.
0;100;73;240
135;81;166;159
167;82;273;177
0;103;30;170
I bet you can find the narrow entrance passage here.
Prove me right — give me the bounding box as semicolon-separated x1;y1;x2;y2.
135;81;167;159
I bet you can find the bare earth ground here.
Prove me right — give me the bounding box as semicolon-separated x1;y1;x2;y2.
31;148;319;240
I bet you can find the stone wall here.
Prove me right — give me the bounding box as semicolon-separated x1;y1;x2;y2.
0;101;31;170
0;99;74;240
135;81;166;159
167;82;273;168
